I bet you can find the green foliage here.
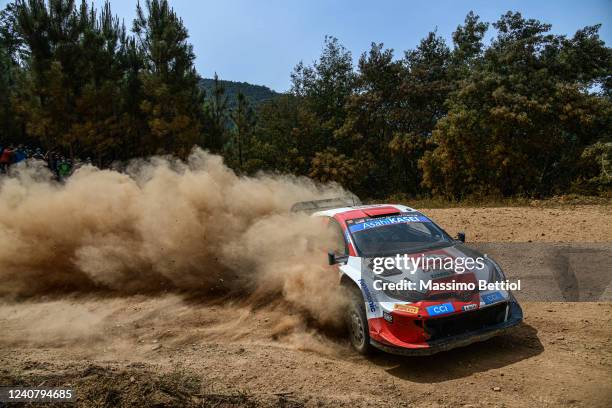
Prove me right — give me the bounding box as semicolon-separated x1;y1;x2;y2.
199;77;277;109
134;0;203;157
201;73;228;152
227;91;256;169
250;11;610;199
247;93;307;174
420;12;612;198
309;147;359;189
0;3;21;143
573;141;612;192
0;2;610;201
2;0;204;164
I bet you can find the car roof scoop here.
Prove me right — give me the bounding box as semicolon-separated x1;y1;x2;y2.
361;207;402;218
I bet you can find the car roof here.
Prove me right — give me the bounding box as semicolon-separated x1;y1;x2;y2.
313;204;418;222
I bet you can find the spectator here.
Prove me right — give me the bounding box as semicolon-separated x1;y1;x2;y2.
32;148;45;161
12;145;27;164
46;152;58;175
0;143;82;181
58;158;72;180
0;145;13;173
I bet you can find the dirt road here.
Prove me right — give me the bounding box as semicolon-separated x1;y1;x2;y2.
1;205;611;407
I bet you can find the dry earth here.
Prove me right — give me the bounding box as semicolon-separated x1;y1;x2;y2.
1;205;611;407
420;205;612;243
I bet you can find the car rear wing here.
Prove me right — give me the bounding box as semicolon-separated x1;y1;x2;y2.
290;195;362;213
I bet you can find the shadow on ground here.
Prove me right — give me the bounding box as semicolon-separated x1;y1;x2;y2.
369;323;543;383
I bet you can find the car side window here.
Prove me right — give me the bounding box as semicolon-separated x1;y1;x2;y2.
328;219;348;255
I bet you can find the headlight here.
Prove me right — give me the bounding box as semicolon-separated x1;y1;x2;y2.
488;259;506;282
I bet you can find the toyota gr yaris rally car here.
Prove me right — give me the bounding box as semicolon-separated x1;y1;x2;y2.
292;197;523;355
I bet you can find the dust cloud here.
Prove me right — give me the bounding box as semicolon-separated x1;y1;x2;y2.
0;149;348;326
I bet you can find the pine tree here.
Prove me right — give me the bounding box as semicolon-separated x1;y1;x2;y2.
133;0;203;156
229;91;255;169
202;73;228;152
421;12;612;198
0;3;23;143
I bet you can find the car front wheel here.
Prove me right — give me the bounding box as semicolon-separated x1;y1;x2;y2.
346;289;373;355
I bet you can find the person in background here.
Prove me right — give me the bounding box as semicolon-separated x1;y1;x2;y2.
72;158;83;171
12;144;27;164
0;145;13;174
46;151;56;175
58;158;72;181
51;153;62;178
32;147;45;161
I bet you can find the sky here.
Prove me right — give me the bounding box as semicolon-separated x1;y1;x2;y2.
2;0;611;91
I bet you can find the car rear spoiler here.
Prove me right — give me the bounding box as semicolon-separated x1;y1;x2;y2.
290;195;362;213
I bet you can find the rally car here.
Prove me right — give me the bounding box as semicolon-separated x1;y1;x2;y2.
292;197;523;355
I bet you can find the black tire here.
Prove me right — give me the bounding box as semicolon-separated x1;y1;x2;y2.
345;288;374;355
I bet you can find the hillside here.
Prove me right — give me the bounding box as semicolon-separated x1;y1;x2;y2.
199;78;280;108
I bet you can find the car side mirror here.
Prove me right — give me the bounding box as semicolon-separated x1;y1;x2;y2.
457;232;466;243
328;250;348;265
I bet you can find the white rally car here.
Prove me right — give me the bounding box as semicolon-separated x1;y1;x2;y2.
293;197;523;355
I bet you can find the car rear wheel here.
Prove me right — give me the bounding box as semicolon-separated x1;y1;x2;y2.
346;289;373;355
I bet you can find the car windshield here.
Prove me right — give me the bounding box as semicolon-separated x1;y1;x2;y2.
347;213;453;257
